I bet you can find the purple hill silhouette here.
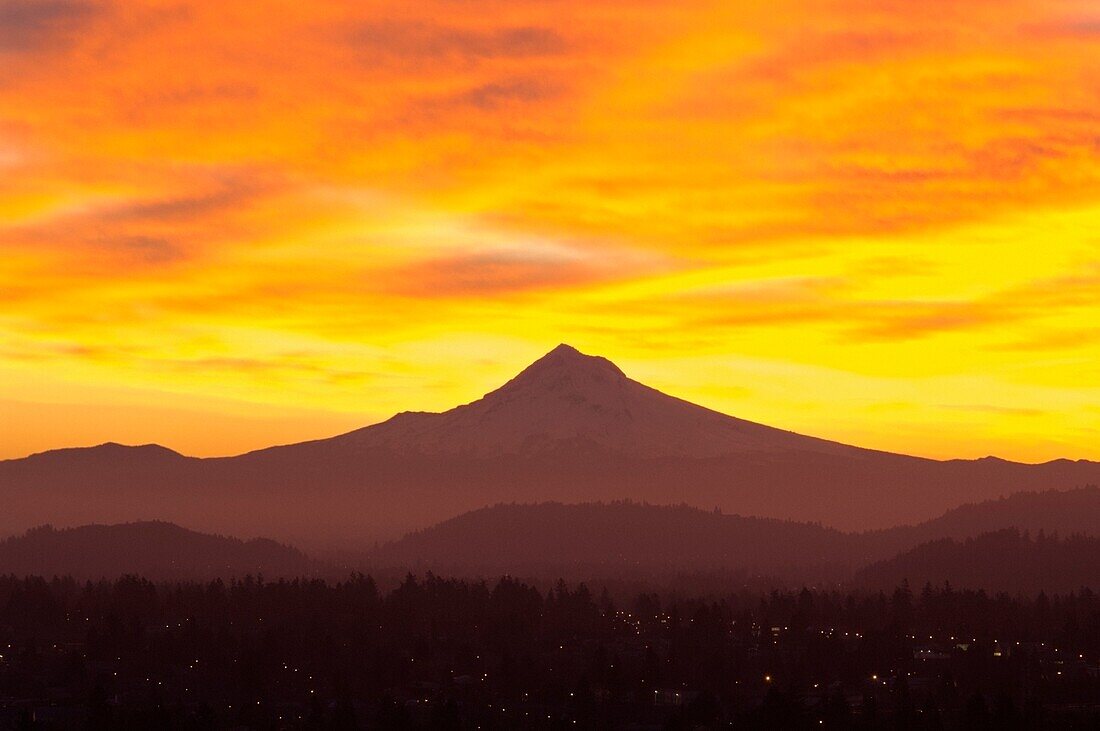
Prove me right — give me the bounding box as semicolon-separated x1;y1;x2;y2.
0;521;314;580
364;488;1100;579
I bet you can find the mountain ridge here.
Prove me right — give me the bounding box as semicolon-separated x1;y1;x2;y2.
2;345;1099;545
5;345;1081;467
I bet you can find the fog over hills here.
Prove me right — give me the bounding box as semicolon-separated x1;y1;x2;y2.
1;487;1096;586
2;345;1099;548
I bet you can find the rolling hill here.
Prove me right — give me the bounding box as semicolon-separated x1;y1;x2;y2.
2;345;1099;548
366;487;1100;579
856;528;1100;594
366;502;867;580
0;521;317;580
883;485;1100;544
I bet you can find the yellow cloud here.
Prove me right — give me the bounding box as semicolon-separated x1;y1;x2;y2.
1;0;1098;461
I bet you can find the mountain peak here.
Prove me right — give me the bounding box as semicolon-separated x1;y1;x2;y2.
511;343;625;385
336;343;856;459
548;342;582;357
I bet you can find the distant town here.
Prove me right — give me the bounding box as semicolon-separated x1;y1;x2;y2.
1;574;1098;729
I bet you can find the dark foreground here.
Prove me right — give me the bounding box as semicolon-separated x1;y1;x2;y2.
1;574;1099;729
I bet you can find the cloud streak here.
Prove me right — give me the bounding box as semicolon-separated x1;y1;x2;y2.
0;0;98;53
350;21;567;64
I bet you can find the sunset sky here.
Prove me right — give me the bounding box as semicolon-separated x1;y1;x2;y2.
2;0;1099;462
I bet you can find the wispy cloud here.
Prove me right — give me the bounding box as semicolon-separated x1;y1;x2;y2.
0;0;99;53
349;21;566;65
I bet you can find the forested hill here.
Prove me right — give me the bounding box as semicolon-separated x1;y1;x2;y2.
369;502;875;579
0;522;318;580
368;490;1100;585
856;528;1100;594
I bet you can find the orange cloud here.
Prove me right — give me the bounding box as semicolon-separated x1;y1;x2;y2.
0;0;100;54
1;0;1099;462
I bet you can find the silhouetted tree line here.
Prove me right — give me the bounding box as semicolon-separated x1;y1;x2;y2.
0;573;1098;728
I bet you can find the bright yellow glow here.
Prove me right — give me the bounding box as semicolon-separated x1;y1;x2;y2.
2;0;1099;461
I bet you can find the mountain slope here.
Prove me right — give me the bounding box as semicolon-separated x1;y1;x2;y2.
0;521;316;580
2;345;1099;546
